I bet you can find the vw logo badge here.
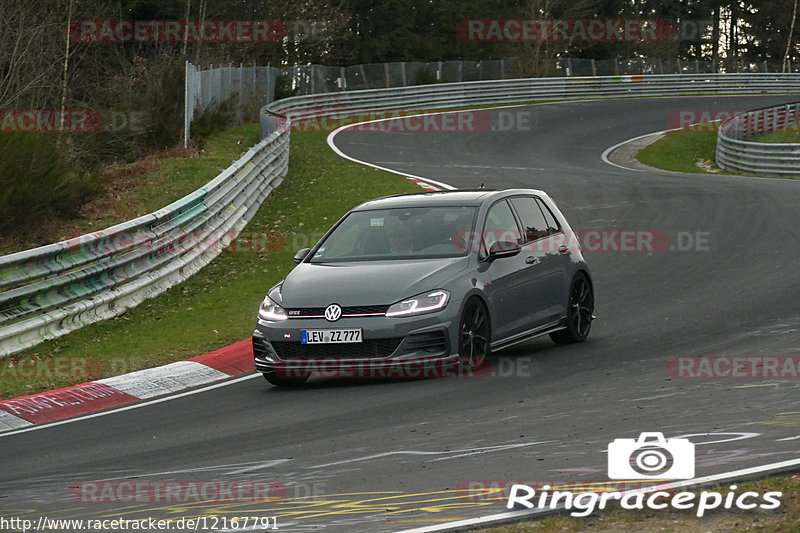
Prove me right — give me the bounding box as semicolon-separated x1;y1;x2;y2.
324;304;342;322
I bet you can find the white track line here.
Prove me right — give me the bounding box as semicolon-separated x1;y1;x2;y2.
326;116;456;190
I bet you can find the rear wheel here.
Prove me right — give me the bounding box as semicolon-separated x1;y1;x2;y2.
550;272;594;344
458;298;491;369
262;372;309;387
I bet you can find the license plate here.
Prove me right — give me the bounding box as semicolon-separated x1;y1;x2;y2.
301;329;362;344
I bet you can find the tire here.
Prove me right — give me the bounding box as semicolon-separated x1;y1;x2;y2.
262;372;309;387
458;297;491;370
550;271;594;345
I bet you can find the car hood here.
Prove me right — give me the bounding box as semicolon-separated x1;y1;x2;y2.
278;257;470;307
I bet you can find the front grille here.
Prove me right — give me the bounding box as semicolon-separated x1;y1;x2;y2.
397;330;448;355
286;305;389;318
271;338;402;358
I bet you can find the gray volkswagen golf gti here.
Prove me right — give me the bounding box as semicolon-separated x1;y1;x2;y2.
253;189;594;386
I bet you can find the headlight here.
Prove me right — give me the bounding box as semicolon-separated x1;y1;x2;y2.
258;294;287;322
386;290;449;317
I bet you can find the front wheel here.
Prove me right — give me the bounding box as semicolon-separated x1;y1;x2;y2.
550;272;594;345
458;298;491;369
262;371;309;387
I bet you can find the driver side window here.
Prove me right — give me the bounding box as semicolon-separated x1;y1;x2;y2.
482;200;520;255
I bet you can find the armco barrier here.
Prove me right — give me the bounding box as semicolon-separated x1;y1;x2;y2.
0;131;289;356
260;73;800;138
716;102;800;176
1;73;798;356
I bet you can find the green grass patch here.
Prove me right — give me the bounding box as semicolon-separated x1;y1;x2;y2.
0;124;419;400
482;476;799;533
636;124;726;174
749;123;800;144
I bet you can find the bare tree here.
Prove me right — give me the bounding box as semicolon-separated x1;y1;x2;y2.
784;0;798;72
0;2;65;109
509;0;599;77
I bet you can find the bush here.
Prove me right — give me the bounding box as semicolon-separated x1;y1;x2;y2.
143;57;185;149
274;73;299;101
0;133;95;234
190;95;238;144
415;67;439;85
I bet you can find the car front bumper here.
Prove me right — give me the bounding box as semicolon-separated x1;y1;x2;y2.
253;314;460;379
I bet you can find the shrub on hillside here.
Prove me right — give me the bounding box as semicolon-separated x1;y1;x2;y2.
0;133;95;234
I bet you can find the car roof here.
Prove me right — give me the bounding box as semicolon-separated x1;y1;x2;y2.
353;188;549;210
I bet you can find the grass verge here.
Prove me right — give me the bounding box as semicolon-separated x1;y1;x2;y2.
0;124;419;400
635;124;726;174
482;476;800;533
749;123;800;143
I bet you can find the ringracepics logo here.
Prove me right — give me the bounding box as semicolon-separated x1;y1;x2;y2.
608;432;694;479
70;20;285;43
507;432;782;517
457;19;673;42
507;482;782;518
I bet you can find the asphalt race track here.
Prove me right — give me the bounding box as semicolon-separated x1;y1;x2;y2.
2;95;799;532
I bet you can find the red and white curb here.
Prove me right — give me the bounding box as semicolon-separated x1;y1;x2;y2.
0;339;254;432
407;177;442;191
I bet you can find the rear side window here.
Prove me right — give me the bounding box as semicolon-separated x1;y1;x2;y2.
509;197;549;243
536;198;561;233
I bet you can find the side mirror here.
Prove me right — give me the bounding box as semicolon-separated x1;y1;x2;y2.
293;248;311;264
488;240;521;260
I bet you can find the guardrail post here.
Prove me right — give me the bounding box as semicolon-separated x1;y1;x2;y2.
184;60;190;149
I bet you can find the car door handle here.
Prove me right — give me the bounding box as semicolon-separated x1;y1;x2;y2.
525;256;540;265
558;244;569;253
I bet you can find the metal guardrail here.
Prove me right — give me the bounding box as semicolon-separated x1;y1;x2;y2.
260;73;800;138
0;131;289;356
716;103;800;176
2;73;798;356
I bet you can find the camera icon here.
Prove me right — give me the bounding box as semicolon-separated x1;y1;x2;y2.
607;432;695;480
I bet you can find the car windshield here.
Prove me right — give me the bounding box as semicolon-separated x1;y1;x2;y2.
309;206;477;262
